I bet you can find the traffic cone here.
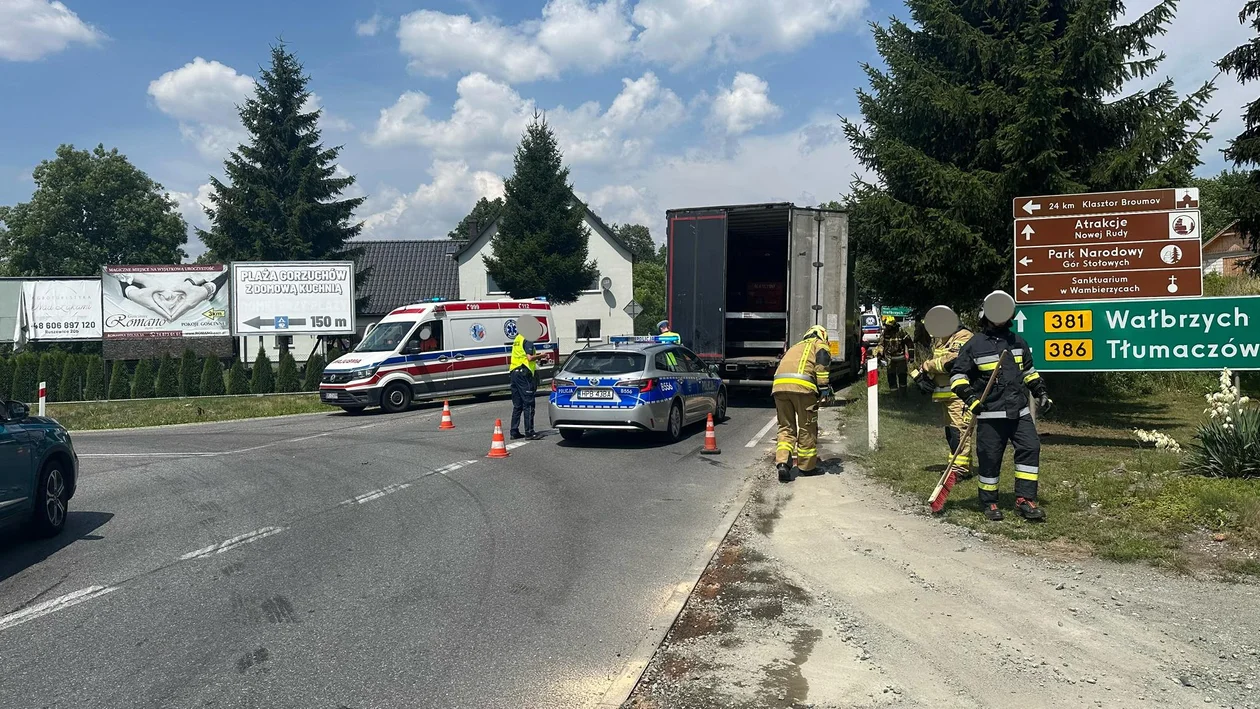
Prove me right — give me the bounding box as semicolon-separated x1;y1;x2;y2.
439;401;456;430
700;413;721;455
487;419;510;458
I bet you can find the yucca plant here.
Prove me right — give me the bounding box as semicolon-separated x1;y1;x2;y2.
1181;369;1260;479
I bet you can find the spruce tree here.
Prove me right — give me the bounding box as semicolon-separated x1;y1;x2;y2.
201;358;227;396
84;356;105;400
12;354;38;402
275;351;300;393
843;1;1216;311
227;360;250;395
179;349;201;397
250;350;274;394
302;353;326;391
198;44;364;262
1218;1;1260;274
58;355;83;402
0;357;12;400
108;360;131;400
155;354;179;398
132;359;156;399
483;113;598;304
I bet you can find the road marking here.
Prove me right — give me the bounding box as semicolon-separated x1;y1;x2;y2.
179;526;286;561
746;416;778;448
506;441;528;450
337;460;475;506
0;586;117;632
80;419;394;459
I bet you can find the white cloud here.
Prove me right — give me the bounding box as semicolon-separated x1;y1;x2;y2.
536;0;634;70
358;160;505;240
708;72;781;136
398;9;560;83
148;58;254;159
585;184;657;229
168;182;215;231
632;0;866;68
0;0;104;61
355;13;390;37
366;71;685;166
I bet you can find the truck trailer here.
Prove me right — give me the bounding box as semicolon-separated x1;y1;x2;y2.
666;202;859;387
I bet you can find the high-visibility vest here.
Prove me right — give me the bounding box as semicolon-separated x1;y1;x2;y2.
772;339;831;394
510;335;535;373
912;327;973;401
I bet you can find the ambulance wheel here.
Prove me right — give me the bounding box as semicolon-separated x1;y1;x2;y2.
560;429;584;442
380;382;412;414
661;401;684;443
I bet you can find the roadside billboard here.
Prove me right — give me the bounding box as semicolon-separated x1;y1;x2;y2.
101;265;231;338
18;279;103;341
231;262;356;336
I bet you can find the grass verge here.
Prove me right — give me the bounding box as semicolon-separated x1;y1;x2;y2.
843;384;1260;577
47;394;329;431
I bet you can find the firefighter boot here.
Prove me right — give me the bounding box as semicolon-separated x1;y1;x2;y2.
777;463;793;483
1015;497;1046;522
982;503;1004;522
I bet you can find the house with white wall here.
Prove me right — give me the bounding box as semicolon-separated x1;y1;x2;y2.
456;204;635;354
1202;221;1258;276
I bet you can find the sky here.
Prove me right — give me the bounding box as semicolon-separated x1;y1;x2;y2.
0;0;1254;259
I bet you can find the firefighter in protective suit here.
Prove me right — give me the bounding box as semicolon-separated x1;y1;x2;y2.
772;325;831;483
910;306;974;494
949;291;1052;522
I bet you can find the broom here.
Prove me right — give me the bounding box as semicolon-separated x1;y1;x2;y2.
928;351;1007;513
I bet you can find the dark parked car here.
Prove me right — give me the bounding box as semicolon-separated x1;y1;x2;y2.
0;400;78;537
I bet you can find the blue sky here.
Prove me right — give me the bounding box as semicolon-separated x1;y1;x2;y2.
0;0;1252;257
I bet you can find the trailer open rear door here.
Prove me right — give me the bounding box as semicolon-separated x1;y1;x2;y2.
668;210;727;359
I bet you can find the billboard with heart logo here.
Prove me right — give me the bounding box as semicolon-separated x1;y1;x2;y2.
101;265;231;338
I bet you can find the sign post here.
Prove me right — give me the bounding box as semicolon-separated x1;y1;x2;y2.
1010;296;1260;372
1013;188;1203;303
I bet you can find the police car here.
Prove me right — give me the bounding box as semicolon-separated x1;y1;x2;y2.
548;336;728;443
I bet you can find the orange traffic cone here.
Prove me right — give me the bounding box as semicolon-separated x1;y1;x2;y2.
487;419;510;458
701;413;721;455
439;401;456;430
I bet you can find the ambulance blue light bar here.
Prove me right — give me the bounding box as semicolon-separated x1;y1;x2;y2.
608;335;681;346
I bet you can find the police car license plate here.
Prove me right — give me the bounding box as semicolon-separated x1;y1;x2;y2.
578;388;614;400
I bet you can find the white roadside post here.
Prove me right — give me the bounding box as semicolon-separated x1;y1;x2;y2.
866;351;879;450
38;381;46;417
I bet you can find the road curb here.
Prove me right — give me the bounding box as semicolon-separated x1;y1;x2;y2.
594;473;758;708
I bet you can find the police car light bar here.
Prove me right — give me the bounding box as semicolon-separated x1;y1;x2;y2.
608;335;681;345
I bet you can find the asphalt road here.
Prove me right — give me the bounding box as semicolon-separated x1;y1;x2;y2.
0;393;779;709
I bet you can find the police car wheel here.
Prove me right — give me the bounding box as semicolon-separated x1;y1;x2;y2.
380;382;412;414
560;428;584;442
662;401;684;443
715;388;728;423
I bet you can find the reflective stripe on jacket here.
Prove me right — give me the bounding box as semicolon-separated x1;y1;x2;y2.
772;338;831;394
916;327;972;401
948;326;1046;418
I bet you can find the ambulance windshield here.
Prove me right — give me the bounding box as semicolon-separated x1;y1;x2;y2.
355;321;415;352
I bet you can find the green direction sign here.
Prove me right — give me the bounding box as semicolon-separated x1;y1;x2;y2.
1012;296;1260;372
882;306;913;317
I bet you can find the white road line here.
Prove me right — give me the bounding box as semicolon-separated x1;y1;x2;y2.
746;417;778;448
80;419;390;459
0;586;117;632
338;460;477;506
178;526;285;561
506;441;528;450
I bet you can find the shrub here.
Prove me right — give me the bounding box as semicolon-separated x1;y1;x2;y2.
11;353;38;403
227;360;250;395
58;355;84;402
250;350;274;394
155;354;179;398
1181;369;1260;479
0;357;12;400
201;358;227;396
179;350;201;397
36;353;59;401
302;354;326;391
275;352;300;393
83;356;105;400
108;360;131;400
132;359;156;399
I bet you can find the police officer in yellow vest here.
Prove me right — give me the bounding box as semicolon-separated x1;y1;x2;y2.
771;325;831;483
509;329;544;440
657;320;680;367
911;306;975;498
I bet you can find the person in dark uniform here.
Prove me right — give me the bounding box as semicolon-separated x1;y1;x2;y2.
509;330;544;440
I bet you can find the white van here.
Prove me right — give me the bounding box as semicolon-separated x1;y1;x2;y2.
319;299;558;414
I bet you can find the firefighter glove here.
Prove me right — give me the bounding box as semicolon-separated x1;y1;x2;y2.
1037;394;1053;413
966;398;983;414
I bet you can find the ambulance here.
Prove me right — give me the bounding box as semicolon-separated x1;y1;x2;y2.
319;299;558;414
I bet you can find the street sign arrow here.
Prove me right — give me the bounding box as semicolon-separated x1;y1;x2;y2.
1022;201;1041;215
1021;224;1035;241
1018;256;1032;267
242;316;307;329
1012;311;1027;333
1020;284;1034;295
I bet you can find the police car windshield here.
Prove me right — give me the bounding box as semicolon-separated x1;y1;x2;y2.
563;351;647;375
355;321;415;352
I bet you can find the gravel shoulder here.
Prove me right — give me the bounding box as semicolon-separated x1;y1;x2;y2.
626;405;1260;709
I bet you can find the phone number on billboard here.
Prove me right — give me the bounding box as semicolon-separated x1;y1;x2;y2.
35;322;97;330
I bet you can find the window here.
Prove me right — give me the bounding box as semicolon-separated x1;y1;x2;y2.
404;321;443;354
355;321;416;353
575;319;601;341
585;273;602;292
681;350;709;373
655;352;679;373
487;273;505;294
563;351;646;375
